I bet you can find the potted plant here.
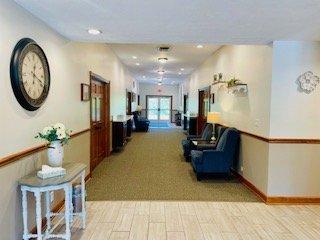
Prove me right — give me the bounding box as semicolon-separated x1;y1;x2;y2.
35;123;71;167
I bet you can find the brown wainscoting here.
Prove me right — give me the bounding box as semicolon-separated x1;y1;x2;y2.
0;128;91;168
266;196;320;205
231;169;267;202
232;170;320;204
31;172;91;234
220;124;320;144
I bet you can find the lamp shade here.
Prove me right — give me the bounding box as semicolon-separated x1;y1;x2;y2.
136;105;142;111
207;112;220;124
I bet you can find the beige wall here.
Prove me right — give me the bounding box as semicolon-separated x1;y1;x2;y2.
188;45;273;195
139;83;180;110
0;1;136;239
187;42;320;198
188;45;273;137
267;41;320;196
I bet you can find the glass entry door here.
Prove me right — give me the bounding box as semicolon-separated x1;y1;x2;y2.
147;96;172;127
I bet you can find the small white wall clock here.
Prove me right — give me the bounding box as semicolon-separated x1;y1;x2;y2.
296;71;319;94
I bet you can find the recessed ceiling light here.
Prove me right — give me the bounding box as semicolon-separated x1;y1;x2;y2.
180;68;184;71
196;45;204;48
158;57;168;63
158;70;165;75
136;63;140;66
142;75;146;78
132;56;137;59
88;29;102;35
158;83;162;86
178;72;182;75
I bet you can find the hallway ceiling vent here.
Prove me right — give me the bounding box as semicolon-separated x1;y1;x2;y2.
158;46;171;52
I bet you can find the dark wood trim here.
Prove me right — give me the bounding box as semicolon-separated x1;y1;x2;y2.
220;124;320;144
266;196;320;204
232;169;320;204
231;169;267;202
0;128;90;168
90;72;110;173
89;71;110;83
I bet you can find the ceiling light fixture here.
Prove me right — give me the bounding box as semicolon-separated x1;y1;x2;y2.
142;75;146;78
180;68;184;71
88;29;102;35
158;83;162;86
178;72;182;75
158;57;168;63
135;63;140;66
196;44;204;48
132;56;137;59
158;70;165;75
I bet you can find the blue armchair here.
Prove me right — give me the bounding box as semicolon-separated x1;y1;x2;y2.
132;111;150;132
181;123;213;160
191;128;240;181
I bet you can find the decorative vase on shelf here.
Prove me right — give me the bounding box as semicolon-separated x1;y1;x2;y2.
47;140;64;167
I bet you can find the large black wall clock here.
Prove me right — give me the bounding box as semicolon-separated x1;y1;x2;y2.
10;38;50;111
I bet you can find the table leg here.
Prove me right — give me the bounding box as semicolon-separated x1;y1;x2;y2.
69;185;73;224
81;171;86;229
64;185;71;240
22;188;28;240
45;191;51;235
34;190;42;240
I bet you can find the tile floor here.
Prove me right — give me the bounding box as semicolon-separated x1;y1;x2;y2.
62;201;320;240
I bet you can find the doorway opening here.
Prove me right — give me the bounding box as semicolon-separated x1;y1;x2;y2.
197;86;211;134
90;72;110;173
146;95;172;128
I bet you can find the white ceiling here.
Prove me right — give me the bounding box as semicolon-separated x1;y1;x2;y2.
109;44;220;85
15;0;320;44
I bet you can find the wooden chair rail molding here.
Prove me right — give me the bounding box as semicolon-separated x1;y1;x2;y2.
219;124;320;144
0;128;91;168
232;170;320;204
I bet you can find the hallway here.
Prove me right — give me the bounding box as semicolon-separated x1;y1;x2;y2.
86;129;259;202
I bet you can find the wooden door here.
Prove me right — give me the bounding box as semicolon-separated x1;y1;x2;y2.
126;91;132;115
90;72;110;172
197;87;210;134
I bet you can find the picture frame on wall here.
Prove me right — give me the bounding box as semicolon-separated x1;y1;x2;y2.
81;83;90;101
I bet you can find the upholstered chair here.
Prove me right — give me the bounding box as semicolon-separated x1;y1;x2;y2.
191;128;240;181
132;111;150;132
181;123;213;159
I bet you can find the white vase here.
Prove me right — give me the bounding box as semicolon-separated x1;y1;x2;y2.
47;141;64;167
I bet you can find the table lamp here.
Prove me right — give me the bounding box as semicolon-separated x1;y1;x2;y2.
207;112;221;141
207;112;220;124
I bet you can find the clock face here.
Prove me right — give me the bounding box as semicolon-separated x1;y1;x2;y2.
10;38;50;111
21;51;45;99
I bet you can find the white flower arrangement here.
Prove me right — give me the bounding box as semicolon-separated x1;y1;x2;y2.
35;123;72;145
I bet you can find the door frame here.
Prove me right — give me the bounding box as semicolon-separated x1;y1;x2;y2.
126;89;132;115
197;86;211;134
89;71;110;173
146;95;173;122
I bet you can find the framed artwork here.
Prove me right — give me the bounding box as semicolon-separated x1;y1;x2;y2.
81;83;90;101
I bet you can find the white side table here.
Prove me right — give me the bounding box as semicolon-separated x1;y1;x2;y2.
18;163;87;240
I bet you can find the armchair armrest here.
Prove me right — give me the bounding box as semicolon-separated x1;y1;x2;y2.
187;135;200;140
196;142;217;151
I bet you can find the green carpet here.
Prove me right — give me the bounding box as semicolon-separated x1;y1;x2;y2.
86;129;260;202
